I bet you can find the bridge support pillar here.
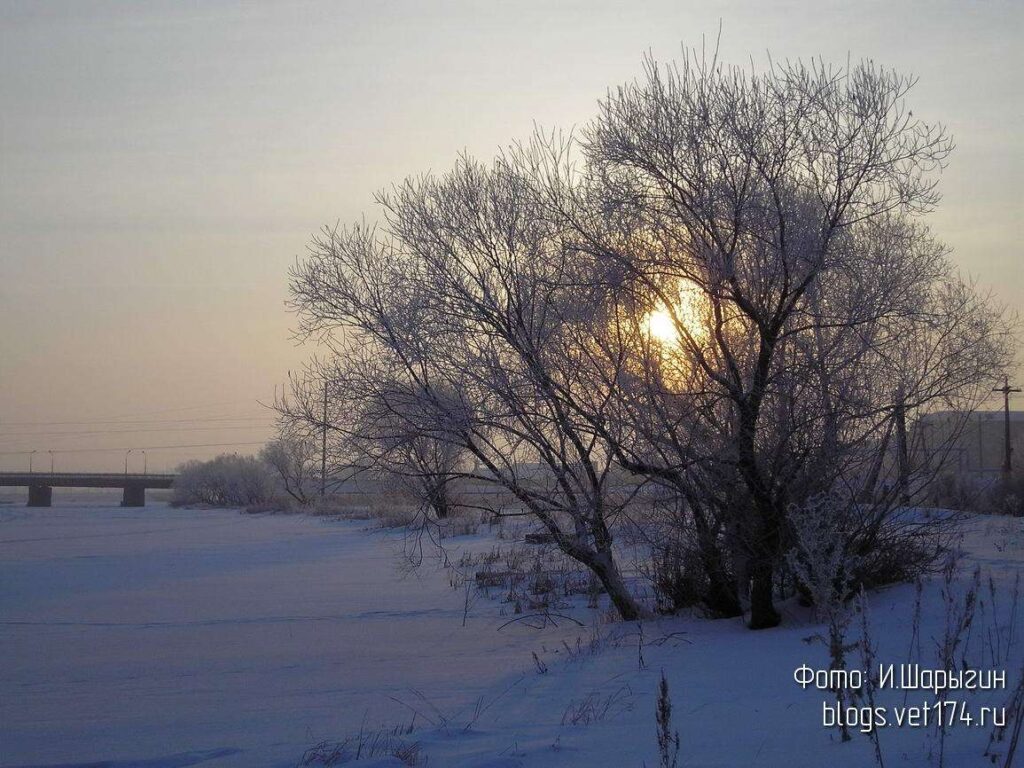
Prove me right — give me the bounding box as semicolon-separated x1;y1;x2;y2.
28;484;52;507
121;485;146;507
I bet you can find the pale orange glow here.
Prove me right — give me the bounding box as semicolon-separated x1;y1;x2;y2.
642;282;708;347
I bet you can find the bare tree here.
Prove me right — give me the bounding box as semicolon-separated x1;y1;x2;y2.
261;430;319;505
289;157;648;620
321;355;471;520
274;365;361;498
520;52;1014;627
288;49;1014;630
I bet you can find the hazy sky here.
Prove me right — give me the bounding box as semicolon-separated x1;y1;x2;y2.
1;0;1021;471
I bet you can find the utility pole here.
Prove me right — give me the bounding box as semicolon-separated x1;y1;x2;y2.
321;378;328;498
993;376;1021;477
895;389;909;502
978;413;985;471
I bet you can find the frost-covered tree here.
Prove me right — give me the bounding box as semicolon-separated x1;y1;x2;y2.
172;453;276;508
288;48;1014;627
290;158;647;620
523;51;1014;627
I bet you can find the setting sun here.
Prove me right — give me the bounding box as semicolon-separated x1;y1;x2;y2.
645;308;681;344
643;282;708;347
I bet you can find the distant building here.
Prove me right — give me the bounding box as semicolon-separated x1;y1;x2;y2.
913;410;1024;478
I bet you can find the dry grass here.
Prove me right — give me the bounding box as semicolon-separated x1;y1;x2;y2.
308;491;420;527
298;721;421;766
560;685;634;726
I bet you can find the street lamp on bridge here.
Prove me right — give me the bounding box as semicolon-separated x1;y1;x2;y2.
124;449;133;477
48;450;54;473
29;450;37;474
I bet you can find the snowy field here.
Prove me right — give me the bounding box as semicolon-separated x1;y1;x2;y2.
2;502;1023;767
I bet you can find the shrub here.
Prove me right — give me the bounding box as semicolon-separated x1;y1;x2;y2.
985;470;1024;517
785;490;947;601
649;541;704;615
931;472;983;512
171;453;277;508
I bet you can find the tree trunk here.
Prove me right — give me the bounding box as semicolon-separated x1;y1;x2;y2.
431;496;450;519
688;497;742;617
425;480;450;519
747;558;781;629
684;493;741;618
703;548;743;618
590;552;646;620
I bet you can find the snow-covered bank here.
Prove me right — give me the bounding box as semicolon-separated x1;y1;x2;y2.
0;505;582;767
2;505;1022;767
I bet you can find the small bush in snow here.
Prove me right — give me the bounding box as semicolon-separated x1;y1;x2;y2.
631;496;742;619
787;491;861;742
786;491;861;617
786;489;944;602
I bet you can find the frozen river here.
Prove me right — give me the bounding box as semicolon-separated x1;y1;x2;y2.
0;503;551;767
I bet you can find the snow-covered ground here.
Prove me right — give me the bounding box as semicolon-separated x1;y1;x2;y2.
2;502;1022;767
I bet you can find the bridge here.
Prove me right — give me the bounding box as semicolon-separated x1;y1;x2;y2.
0;472;177;507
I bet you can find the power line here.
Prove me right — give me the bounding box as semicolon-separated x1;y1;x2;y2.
0;415;273;427
0;400;272;426
0;424;274;439
0;440;267;456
